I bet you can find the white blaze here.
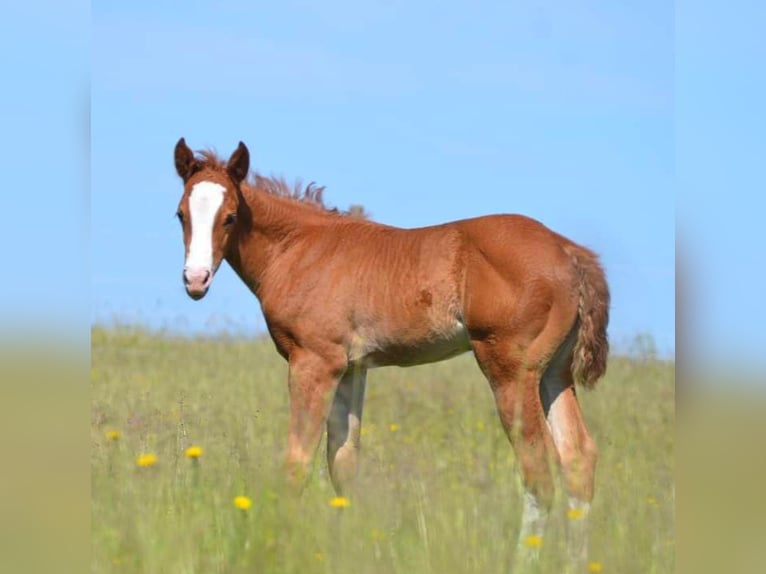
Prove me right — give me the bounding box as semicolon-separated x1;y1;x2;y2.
186;181;226;270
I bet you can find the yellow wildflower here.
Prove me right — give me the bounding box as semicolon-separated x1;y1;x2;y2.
185;445;203;459
329;496;351;508
233;496;252;511
314;552;324;562
475;421;485;431
567;507;585;520
523;534;543;548
588;561;603;572
105;430;121;441
646;496;658;506
389;423;400;432
136;453;157;467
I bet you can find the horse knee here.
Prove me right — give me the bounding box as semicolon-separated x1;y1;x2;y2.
284;453;312;493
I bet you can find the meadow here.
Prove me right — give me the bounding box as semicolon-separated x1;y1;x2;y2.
91;327;674;574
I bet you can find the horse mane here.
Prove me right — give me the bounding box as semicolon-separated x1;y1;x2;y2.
195;149;369;219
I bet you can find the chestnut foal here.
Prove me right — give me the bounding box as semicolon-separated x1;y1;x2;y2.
174;139;609;567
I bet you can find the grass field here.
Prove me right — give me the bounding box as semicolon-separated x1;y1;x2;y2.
91;327;674;574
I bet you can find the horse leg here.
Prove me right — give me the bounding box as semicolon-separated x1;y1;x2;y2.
471;338;560;568
541;351;598;568
284;349;347;491
326;365;367;494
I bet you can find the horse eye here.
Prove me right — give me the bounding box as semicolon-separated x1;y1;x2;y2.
176;211;185;224
223;213;236;226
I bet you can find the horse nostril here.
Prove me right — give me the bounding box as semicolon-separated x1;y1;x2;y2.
183;268;211;288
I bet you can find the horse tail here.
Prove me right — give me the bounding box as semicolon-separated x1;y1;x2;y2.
566;244;610;388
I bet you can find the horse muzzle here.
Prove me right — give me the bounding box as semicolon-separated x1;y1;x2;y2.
183;267;212;300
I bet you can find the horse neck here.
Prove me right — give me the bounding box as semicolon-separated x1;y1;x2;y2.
224;188;327;296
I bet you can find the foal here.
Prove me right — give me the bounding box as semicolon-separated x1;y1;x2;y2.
174;139;609;565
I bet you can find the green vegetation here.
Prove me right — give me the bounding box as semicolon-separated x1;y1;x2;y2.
92;327;674;574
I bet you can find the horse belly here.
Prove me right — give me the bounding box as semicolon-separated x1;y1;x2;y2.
359;322;472;368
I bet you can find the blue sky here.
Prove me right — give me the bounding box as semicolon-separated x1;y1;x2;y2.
0;2;88;341
91;1;674;356
677;0;766;370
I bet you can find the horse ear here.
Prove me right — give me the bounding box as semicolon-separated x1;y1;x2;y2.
174;137;199;181
227;141;250;185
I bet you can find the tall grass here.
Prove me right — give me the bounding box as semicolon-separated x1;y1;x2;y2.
91;327;674;573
